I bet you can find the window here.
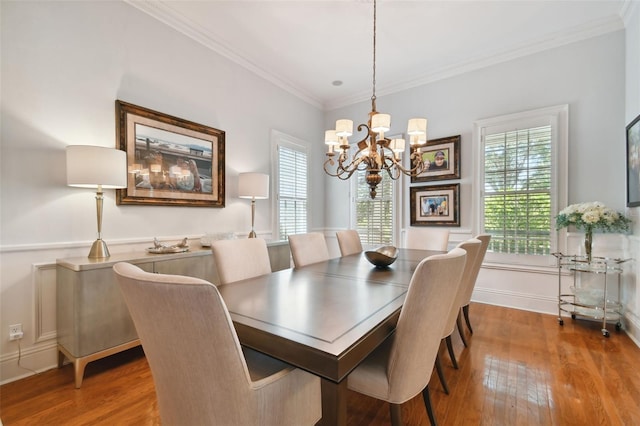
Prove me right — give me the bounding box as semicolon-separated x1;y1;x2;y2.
272;130;308;240
353;170;396;245
474;105;568;266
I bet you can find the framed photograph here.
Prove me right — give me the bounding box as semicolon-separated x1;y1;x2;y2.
410;184;460;226
115;100;225;207
627;113;640;207
411;135;460;182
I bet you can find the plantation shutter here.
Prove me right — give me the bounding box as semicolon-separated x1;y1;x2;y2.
278;144;307;239
355;171;394;245
482;125;552;255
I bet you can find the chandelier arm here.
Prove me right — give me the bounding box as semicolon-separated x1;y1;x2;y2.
384;153;427;176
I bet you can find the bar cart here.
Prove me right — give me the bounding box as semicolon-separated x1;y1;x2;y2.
553;253;630;337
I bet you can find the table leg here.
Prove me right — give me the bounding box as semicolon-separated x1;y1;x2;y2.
318;378;348;426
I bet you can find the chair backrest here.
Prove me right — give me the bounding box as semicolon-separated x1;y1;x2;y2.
460;233;491;306
336;230;363;256
385;247;467;402
404;227;450;251
442;239;482;338
113;262;259;424
211;238;271;285
288;232;330;267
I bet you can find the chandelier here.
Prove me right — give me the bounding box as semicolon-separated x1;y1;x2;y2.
323;0;428;199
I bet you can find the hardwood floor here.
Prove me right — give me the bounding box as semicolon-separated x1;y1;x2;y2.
2;303;640;425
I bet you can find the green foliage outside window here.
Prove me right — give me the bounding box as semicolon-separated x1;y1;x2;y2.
483;126;552;255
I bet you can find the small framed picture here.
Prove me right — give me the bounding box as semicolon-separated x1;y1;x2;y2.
411;135;460;182
410;184;460;226
626;113;640;207
115;100;225;207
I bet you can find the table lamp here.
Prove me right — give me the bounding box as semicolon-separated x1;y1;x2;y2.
238;172;269;238
66;145;127;258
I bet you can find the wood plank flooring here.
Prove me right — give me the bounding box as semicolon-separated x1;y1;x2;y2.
2;303;640;425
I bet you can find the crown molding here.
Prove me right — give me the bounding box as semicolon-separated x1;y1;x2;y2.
124;0;323;110
326;14;625;111
125;1;625;112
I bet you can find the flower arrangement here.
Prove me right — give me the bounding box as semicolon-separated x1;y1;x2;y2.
555;202;631;233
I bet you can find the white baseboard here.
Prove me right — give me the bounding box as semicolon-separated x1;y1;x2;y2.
0;341;59;386
472;286;559;315
623;310;640;347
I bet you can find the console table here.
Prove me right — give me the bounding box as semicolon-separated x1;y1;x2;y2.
56;241;290;388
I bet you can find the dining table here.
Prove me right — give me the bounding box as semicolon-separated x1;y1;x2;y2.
217;247;441;426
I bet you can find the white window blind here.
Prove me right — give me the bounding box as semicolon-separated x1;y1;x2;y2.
355;171;394;246
483;125;552;255
277;144;307;239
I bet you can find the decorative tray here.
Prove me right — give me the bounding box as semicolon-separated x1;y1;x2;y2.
146;237;189;254
146;246;190;254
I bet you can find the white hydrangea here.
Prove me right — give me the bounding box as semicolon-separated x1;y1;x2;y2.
555;201;631;232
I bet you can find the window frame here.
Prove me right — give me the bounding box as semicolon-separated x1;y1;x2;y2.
270;129;310;240
473;105;568;266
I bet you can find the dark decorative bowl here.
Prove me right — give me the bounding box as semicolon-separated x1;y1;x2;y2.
365;246;398;268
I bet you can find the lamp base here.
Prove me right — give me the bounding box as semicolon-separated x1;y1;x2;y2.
88;239;111;259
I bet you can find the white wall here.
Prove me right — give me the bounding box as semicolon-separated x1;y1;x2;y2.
624;2;640;345
0;1;325;383
324;29;638;341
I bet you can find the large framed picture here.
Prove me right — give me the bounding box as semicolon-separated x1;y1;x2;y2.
115;100;225;207
627;113;640;207
410;183;460;226
411;135;460;182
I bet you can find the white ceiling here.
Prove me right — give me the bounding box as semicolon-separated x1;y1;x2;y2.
127;0;631;110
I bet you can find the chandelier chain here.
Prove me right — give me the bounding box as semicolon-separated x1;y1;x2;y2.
372;0;377;103
322;0;428;199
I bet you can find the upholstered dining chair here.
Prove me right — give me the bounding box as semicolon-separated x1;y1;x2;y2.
433;238;481;394
113;262;322;426
211;238;271;285
288;232;330;268
404;227;450;251
347;248;467;426
458;234;491;337
336;229;363;256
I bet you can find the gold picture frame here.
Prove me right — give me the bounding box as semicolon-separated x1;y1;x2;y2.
115;100;225;207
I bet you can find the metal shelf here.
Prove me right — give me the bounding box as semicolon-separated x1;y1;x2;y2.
553;253;630;337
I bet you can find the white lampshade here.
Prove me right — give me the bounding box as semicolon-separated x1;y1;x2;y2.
335;119;353;137
324;130;339;145
238;173;269;199
407;118;427;136
371;113;391;133
390;138;405;153
66;145;127;188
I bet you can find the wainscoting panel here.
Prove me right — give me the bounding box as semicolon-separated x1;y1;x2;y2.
33;263;57;343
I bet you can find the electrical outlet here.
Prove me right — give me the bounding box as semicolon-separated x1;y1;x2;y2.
9;324;23;341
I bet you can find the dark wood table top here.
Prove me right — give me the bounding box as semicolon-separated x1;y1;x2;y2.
218;248;440;382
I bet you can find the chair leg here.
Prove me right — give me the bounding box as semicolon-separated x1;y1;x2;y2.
445;335;458;369
463;304;473;334
422;384;438;426
456;314;467;345
390;403;403;426
434;353;449;395
456;314;469;347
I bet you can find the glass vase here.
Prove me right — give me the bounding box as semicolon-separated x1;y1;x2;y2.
584;229;593;263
